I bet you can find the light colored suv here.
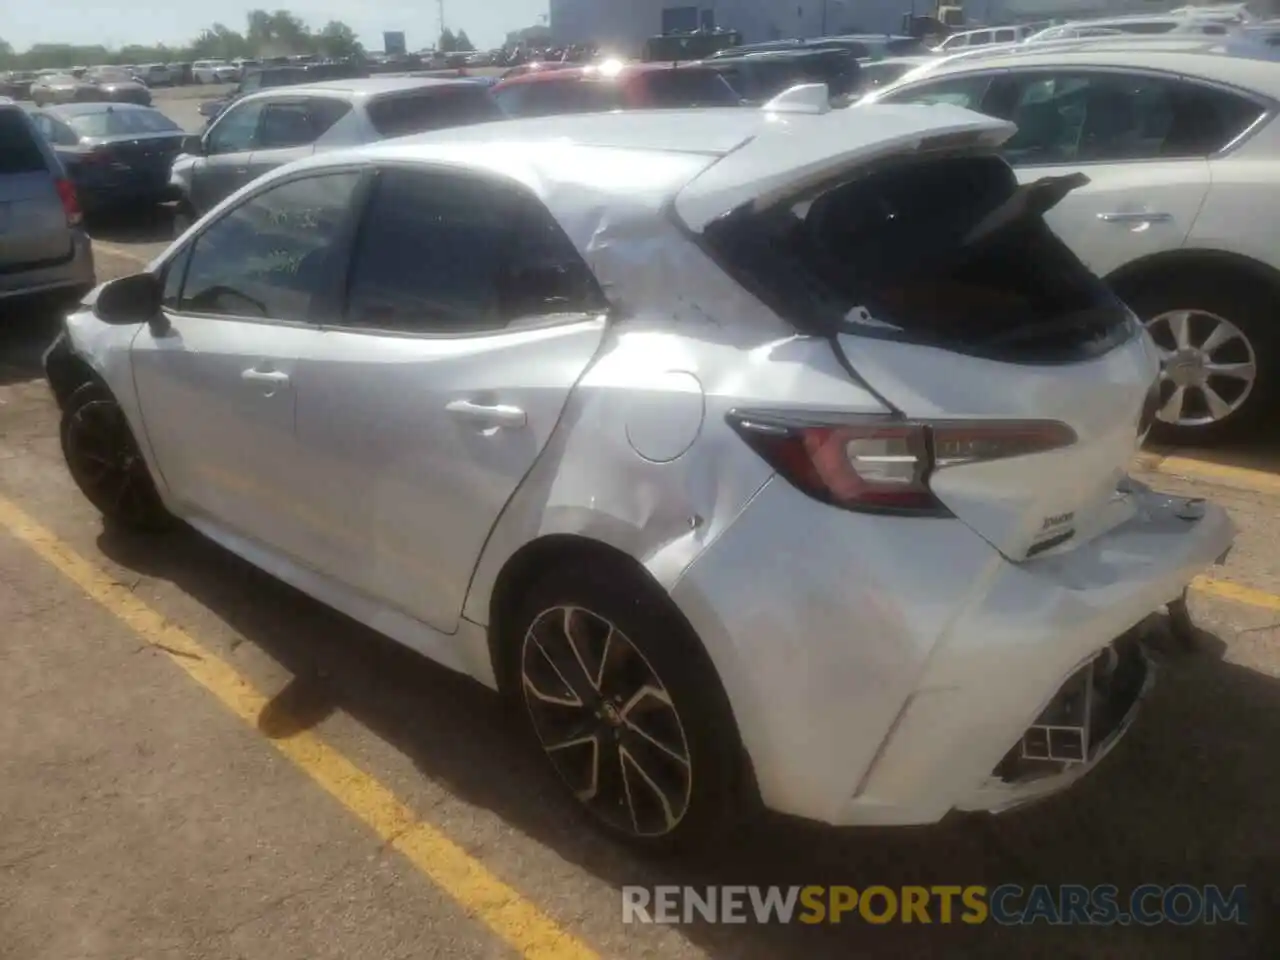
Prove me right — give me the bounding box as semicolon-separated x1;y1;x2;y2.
0;100;95;307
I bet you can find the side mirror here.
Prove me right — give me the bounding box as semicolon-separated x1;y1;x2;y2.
94;273;164;330
181;133;205;156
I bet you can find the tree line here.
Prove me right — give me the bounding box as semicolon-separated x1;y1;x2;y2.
0;9;478;71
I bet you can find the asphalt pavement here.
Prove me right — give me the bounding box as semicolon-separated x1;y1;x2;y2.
1;100;1278;956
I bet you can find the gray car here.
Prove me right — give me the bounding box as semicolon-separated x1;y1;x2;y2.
85;67;153;106
169;76;504;222
0;100;95;306
29;73;99;107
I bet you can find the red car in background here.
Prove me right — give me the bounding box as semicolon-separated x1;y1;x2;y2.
490;62;744;117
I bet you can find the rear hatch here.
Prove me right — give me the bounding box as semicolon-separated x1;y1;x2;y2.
0;108;72;270
685;106;1157;561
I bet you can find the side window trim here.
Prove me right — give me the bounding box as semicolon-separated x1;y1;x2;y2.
330;161;606;339
162;164;374;327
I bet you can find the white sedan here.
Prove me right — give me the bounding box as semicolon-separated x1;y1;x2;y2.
860;37;1280;445
44;93;1232;850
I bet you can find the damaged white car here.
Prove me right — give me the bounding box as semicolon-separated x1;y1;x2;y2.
44;90;1234;850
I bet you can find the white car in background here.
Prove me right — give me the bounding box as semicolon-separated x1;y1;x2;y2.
861;38;1280;444
192;60;239;85
43;95;1232;850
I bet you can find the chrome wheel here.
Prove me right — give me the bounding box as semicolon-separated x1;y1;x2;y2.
64;396;159;526
1144;309;1258;428
520;605;693;838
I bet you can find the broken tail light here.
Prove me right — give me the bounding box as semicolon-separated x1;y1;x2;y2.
726;411;1076;515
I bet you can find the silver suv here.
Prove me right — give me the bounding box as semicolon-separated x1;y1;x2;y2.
0;99;95;308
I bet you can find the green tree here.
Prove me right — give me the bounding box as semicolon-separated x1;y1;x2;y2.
316;21;362;60
247;9;312;56
438;28;458;53
454;30;475;52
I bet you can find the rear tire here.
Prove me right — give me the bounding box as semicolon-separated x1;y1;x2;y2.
503;559;752;854
60;382;171;531
1118;273;1278;446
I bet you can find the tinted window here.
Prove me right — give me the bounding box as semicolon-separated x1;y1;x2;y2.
633;68;741;107
207;101;264;154
493;78;623;118
257;101;328;149
987;72;1266;164
365;86;503;138
0;110;48;173
343;168;603;333
65;108;181;138
883;73;993;109
179;172;362;322
1118;21;1176;34
995;29;1017;42
968;31;993;45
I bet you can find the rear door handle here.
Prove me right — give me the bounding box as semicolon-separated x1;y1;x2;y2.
242;368;290;395
445;399;527;428
1097;211;1173;224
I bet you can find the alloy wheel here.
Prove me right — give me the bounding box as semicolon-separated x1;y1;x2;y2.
1143;309;1258;428
520;605;693;838
64;398;159;526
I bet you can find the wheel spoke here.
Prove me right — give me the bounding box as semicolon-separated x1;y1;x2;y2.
1199;384;1233;422
545;733;601;802
562;607;605;693
1164;310;1193;350
620;745;680;834
523;634;584;708
1198;322;1239;355
1205;360;1255;382
1158;384;1187;422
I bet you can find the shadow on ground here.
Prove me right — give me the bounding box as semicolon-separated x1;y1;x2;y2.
0;302;63;388
86;205;180;246
95;523;1278;958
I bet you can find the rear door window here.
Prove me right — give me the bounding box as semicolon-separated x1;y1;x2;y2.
0;109;50;174
880;73;994;109
257;101;319;149
365;85;504;138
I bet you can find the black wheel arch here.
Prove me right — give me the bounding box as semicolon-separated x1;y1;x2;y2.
1107;248;1280;304
45;338;104;410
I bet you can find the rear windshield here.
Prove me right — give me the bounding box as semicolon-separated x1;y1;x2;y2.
0;110;49;174
367;85;504;138
493;78;623;118
66;109;181;137
701;154;1133;362
635;69;741;107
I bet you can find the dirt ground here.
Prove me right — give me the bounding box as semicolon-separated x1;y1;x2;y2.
0;246;1276;958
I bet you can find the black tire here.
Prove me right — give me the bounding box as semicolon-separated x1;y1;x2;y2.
60;381;171;531
504;558;753;854
1118;272;1279;446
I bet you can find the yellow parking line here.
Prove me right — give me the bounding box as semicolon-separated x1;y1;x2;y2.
1135;453;1280;496
0;493;598;960
1193;575;1280;613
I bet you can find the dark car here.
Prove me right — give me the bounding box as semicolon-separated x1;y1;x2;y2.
490;62;743;118
700;48;863;102
28;103;185;215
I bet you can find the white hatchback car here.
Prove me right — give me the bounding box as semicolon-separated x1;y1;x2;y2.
860;39;1280;444
44;94;1233;850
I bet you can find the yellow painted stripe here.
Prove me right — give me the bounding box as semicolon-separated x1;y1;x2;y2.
1136;453;1280;497
1193;575;1280;613
0;494;597;960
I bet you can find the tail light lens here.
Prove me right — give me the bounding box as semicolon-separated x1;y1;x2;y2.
54;178;83;226
727;412;1076;515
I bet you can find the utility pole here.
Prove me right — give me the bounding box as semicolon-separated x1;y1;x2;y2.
437;0;446;44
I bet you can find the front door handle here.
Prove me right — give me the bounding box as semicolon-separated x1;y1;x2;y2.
242;368;289;385
1097;211;1173;224
445;399;527;428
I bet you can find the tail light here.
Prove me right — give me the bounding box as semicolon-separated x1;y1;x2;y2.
726;412;1077;515
54;178;83;226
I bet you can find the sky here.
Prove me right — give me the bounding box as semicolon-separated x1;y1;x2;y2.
2;0;551;53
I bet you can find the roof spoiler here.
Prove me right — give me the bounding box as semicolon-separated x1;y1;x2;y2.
762;83;831;115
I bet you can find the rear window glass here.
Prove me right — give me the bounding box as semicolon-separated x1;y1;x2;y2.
65;108;181;137
635;69;741;107
702;155;1131;361
0;110;49;174
367;86;504;137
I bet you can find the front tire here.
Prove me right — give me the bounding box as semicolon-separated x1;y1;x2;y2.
1119;273;1278;446
506;559;750;853
60;382;171;531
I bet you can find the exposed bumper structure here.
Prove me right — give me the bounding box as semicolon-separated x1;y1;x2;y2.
671;475;1233;828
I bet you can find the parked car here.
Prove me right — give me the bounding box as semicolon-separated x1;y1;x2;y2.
198;63;370;122
709;33;926;61
699;48;863;102
172;76;505;221
0;101;95;307
192;59;238;84
0;71;37;100
84;66;153;106
861;38;1280;444
28;103;185;216
137;64;173;87
491;62;742;117
29;73;100;106
44;102;1232;850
